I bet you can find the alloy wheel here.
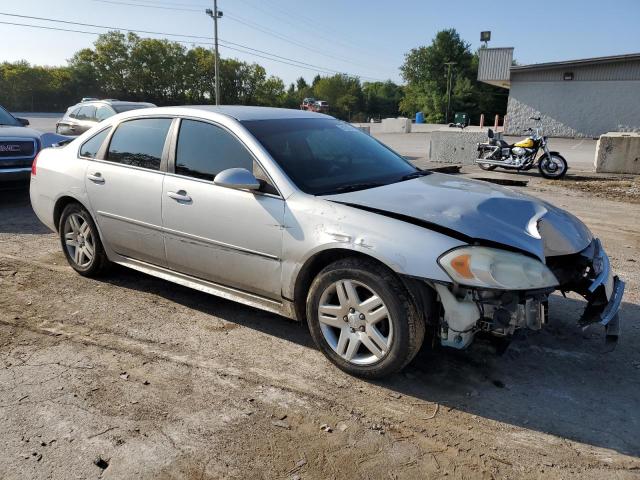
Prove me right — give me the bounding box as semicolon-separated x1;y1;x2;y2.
63;213;95;268
317;279;393;365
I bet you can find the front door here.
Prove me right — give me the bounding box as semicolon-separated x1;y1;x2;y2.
161;118;284;299
84;117;173;266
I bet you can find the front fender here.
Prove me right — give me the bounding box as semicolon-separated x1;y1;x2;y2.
281;193;465;299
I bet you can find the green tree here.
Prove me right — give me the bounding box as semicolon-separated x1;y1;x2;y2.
400;28;507;123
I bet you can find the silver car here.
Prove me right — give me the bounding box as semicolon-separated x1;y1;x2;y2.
29;106;625;378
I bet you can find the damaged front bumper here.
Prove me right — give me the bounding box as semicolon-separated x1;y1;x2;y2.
433;238;624;350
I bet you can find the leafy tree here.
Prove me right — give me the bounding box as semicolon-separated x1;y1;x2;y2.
400;28;507;123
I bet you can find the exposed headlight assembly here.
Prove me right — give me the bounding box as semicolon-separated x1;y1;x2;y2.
438;246;559;290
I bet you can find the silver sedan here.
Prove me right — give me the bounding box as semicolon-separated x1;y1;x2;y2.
29;106;624;378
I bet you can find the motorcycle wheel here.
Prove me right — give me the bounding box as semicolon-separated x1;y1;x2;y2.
477;150;498;171
538;153;568;179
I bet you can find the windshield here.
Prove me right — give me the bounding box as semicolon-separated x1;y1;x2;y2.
0;105;20;126
112;104;151;113
242;118;419;195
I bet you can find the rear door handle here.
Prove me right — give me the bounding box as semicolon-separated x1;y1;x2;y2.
87;172;105;184
167;190;192;202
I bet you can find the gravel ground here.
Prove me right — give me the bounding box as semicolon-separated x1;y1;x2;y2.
1;173;639;479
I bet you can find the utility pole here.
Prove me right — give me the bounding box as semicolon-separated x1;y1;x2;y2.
444;62;456;124
206;3;223;105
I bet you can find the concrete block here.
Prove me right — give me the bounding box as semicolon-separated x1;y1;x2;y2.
381;117;412;134
594;132;640;174
428;130;487;165
354;125;370;135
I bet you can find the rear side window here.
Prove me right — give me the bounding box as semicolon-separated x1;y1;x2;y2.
175;119;254;180
79;128;110;159
107;118;172;171
77;105;97;121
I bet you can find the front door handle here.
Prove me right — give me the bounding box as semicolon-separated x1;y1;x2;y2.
167;190;192;203
87;172;105;184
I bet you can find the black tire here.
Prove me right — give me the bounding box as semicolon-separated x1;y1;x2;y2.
538;153;568;179
477;149;498;171
59;203;111;277
306;257;426;379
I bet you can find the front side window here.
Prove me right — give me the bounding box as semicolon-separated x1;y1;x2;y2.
107;118;172;171
69;107;81;119
79;128;111;159
77;105;97;121
175;119;254;181
0;105;20;126
95;105;114;121
242;118;418;195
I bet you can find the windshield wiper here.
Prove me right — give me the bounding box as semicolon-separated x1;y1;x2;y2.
400;169;431;181
318;182;386;195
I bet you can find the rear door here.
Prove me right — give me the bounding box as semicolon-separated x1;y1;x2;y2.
84;117;174;266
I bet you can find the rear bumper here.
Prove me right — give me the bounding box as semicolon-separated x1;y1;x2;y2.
0;166;31;182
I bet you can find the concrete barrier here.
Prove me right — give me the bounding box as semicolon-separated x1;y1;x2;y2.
594;132;640;174
428;130;487;164
381;117;412;133
353;125;370;135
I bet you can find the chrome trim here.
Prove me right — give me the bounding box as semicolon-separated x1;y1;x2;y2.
600;276;625;326
89;158;165;176
0;167;32;173
164;171;282;199
116;255;287;316
588;239;609;293
0;137;37;161
97;210;280;261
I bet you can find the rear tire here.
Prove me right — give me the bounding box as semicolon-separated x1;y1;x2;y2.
306;257;425;379
477;149;498;171
59;203;111;277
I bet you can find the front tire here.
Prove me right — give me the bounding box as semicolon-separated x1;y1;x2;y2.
538;153;567;179
59;203;111;277
306;258;425;379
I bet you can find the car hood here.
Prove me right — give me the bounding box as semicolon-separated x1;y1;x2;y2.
0;125;42;138
324;173;592;260
0;126;70;148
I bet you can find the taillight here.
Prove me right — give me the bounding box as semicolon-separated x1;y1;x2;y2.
31;152;39;176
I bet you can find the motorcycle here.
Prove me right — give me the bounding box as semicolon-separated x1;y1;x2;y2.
475;117;568;179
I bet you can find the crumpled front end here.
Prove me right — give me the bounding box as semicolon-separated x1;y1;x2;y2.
431;238;624;350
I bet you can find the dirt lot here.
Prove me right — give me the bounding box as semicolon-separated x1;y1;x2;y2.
1;173;639;480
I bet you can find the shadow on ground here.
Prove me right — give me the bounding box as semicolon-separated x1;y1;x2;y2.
100;266;640;458
0;186;50;234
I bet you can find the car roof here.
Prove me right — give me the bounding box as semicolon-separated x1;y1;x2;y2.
166;105;332;121
72;100;154;108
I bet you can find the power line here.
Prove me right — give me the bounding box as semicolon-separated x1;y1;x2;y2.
233;0;363;54
85;0;371;68
0;12;212;40
88;0;201;11
0;18;379;78
224;13;359;66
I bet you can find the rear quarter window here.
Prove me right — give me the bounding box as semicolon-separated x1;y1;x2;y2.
79;128;111;159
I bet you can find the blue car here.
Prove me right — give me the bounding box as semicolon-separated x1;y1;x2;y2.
0;105;68;183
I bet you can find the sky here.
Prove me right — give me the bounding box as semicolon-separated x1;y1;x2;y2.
1;0;639;85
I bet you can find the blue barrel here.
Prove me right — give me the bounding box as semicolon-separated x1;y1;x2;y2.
415;111;424;124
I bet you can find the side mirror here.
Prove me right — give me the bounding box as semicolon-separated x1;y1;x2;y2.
214;168;260;191
17;117;30;126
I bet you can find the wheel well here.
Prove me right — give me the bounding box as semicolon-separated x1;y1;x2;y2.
292;249;431;323
53;196;82;232
293;248;439;329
